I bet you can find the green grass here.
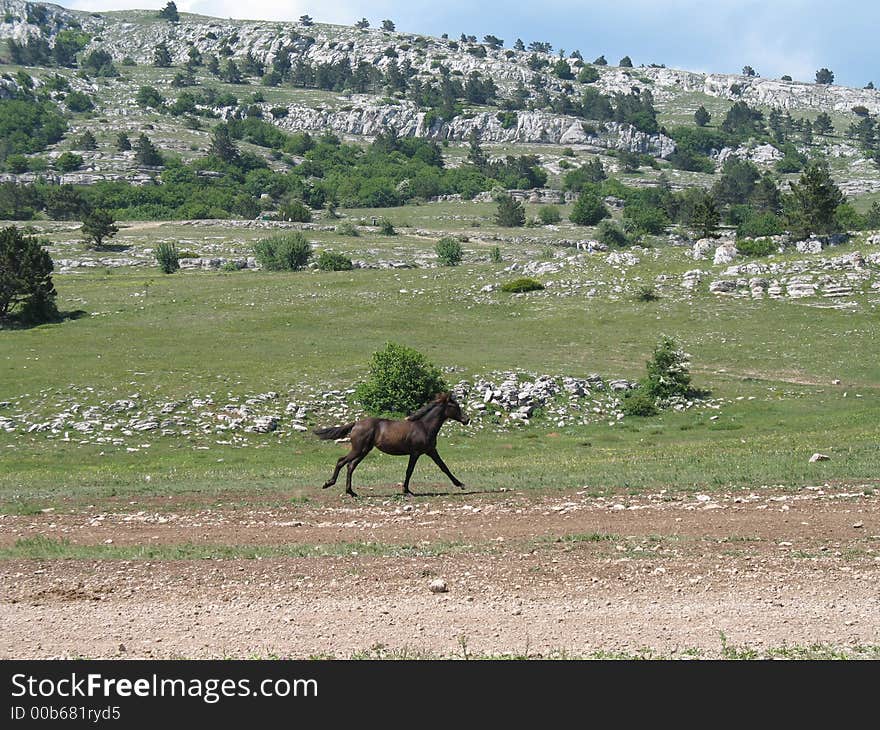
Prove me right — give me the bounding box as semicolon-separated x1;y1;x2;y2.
2;223;880;505
0;535;479;560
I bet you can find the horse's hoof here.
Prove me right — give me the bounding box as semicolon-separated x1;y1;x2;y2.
322;482;333;489
346;490;359;498
455;483;465;489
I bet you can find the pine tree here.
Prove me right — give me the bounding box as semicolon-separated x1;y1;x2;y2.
153;42;172;68
784;161;846;238
134;134;163;166
0;226;58;323
694;105;710;127
209;124;240;164
495;194;525;227
570;190;609;226
115;132;131;151
158;2;179;22
81;210;118;250
690;193;720;239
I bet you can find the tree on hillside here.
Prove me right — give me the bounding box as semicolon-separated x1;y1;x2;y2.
742;65;757;77
299;15;313;26
355;18;370;30
815;68;835;85
382;19;395;31
134;134;163;166
115;132;131;151
81;210;118;250
153;42;172;68
689;192;720;239
694;105;711;127
814;112;833;135
0;226;58;324
158;2;179;22
570;189;609;226
209;123;240;164
495;194;526;227
784;161;845;238
593;55;607;66
619;55;633;68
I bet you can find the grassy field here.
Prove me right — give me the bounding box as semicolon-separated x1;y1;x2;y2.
2;217;879;509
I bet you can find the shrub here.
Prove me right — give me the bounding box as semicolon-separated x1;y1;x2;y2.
435;236;463;266
253;232;312;270
0;226;59;324
65;91;94;113
490;246;502;263
495;194;526;227
642;336;692;401
570;190;609;226
736;238;777;257
501;277;544;293
597;220;630;248
379;218;396;235
55;152;83;172
354;342;448;416
736;210;784;239
277;199;312;222
634;285;660;302
317;251;353;271
538;205;561;224
336;220;359;236
155;241;180;273
620;389;659;417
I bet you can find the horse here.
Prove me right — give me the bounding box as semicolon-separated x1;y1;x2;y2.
313;392;469;497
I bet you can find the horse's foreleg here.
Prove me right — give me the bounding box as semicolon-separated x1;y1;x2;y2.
427;449;464;488
402;454;420;496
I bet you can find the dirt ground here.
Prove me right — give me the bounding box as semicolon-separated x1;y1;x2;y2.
1;485;878;658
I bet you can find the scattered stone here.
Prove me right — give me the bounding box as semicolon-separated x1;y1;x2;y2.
428;579;448;594
809;453;830;462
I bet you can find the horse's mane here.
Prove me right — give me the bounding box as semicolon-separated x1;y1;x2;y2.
406;393;451;421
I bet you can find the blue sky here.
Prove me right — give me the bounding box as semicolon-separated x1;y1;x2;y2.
67;0;879;88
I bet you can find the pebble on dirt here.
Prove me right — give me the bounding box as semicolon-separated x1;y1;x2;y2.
428;579;448;594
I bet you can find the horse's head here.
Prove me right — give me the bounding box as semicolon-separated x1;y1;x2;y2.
439;392;469;425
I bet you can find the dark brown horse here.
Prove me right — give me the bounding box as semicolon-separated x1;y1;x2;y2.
313;392;469;497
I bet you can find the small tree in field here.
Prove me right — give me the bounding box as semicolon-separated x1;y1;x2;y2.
643;336;692;401
694;105;711;127
155;241;180;273
81;210;118;249
570;189;609;226
0;226;59;324
355;342;448;416
689;192;720;239
495;194;525;227
435;237;463;266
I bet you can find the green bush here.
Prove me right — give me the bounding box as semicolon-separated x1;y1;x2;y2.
537;205;561;224
737;237;777;257
336;220;360;236
0;226;59;324
620;388;659;417
354;342;448;416
570;190;609;226
634;285;660;302
597;220;630;248
253;232;312;271
490;246;502;263
55;152;83;172
379;217;396;235
495;194;526;227
155;241;180;273
317;251;353;271
736;211;784;239
435;236;463;266
642;336;692;401
501;277;544;293
277;199;312;222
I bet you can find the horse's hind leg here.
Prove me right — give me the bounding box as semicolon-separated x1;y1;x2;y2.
345;452;370;497
402;453;420;496
323;452;354;489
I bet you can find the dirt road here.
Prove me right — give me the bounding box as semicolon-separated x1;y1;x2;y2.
1;485;878;658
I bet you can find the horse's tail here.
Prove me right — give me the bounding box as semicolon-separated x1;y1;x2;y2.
313;423;355;440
